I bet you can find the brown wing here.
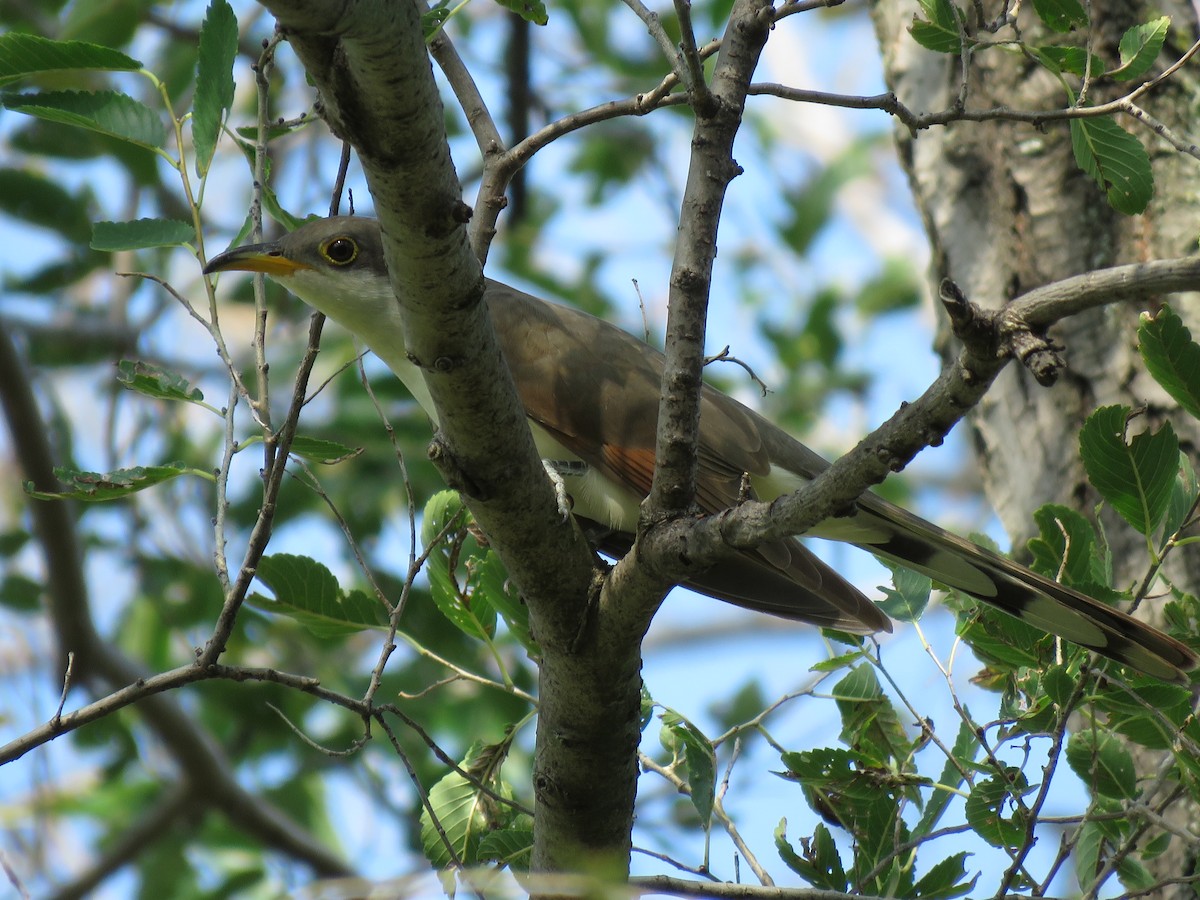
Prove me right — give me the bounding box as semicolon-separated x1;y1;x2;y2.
484;280;890;633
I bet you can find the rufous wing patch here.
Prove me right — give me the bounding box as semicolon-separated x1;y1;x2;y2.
602;444;656;498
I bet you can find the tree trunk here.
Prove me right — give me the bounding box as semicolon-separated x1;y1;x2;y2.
871;0;1200;890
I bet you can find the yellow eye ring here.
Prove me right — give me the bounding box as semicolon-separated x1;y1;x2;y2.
321;236;358;266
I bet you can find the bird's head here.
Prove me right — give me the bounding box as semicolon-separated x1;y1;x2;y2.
203;216;396;325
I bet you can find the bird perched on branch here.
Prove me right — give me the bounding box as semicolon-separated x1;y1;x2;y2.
205;216;1196;682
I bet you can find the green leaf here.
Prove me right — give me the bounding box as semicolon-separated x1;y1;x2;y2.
91;218;195;251
1070;114;1153;215
0;33;142;87
964;769;1030;848
1080;405;1180;535
473;550;536;653
0;168;92;242
774;820;847;890
1033;0;1087;32
1162;453;1199;539
912;852;976;899
909;0;963;53
914;718;977;839
249;554;389;637
477;824;533;871
877;561;932;622
26;463;194;501
1066;729;1137;799
420;745;494;868
285;436;362;464
1027;504;1102;586
1031;46;1104;77
1113;17;1170;82
493;0;548;26
661;711;716;827
2;90;165;153
193;0;238;176
1138;305;1200;421
422;492;498;641
0;573;43;612
116;360;204;403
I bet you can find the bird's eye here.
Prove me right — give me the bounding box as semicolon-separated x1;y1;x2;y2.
321;237;358;265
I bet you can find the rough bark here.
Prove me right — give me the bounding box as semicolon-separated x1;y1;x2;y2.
871;0;1200;889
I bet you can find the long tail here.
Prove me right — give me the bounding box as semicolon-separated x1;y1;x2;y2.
841;495;1195;683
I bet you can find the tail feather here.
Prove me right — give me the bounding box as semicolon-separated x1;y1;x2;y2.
850;496;1195;683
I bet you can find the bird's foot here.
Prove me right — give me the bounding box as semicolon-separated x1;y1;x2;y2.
542;459;587;522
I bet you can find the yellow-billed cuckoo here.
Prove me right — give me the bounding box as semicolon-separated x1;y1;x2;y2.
205;216;1196;682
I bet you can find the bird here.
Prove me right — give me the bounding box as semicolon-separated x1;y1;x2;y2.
204;216;1197;682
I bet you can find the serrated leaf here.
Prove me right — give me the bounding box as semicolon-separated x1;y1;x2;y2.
1066;729;1136;799
193;0;238;176
1080;405;1179;535
1114;17;1170;82
774;820;847;890
1033;0;1087;32
1027;503;1101;586
477;824;533;871
2;90;165;153
249;554;388;637
26;463;194;501
494;0;548;26
116;360;204;403
420;744;497;868
1138;305;1200;421
877;562;931;622
909;0;963;53
964;769;1030;848
911;851;976;899
0;33;142;87
1070;114;1153;215
286;436;362;464
661;711;716;826
92;218;195;251
1162;453;1199;539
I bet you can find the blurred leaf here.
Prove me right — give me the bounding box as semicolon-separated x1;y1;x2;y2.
660;710;716;827
781;146;870;256
91;217;195;250
60;0;147;48
1033;0;1087;32
1138;305;1200;421
2;90;166;153
1080;405;1179;535
0;33;141;87
494;0;548;26
193;0;238;176
855;257;922;316
1070;113;1153;215
286;436;362;464
567;122;655;203
1066;729;1137;799
0;573;42;612
116;359;204;403
26;463;195;501
0;167;92;242
249;554;389;637
1113;16;1170;82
